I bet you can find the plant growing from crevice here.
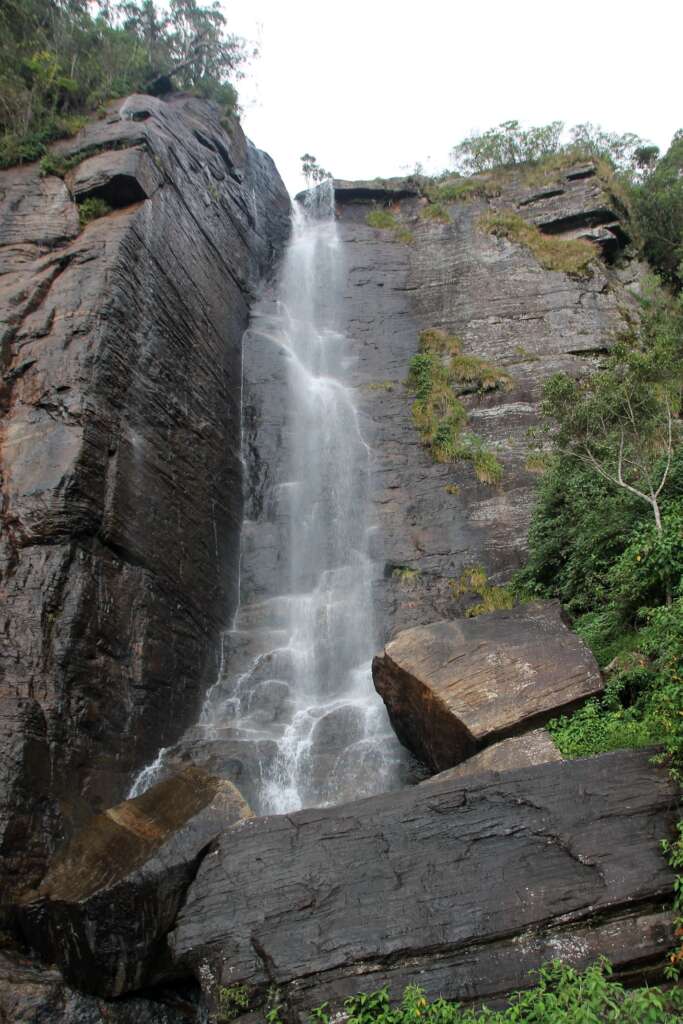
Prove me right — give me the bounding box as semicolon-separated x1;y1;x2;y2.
450;564;514;616
406;330;505;482
419;202;450;223
392;566;421;583
366;208;414;244
479;209;596;277
216;983;250;1022
78;196;112;227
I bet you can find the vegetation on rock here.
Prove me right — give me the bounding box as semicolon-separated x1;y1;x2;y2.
366;208;414;244
406;329;506;482
77;195;111;226
449;565;514;616
0;0;247;169
307;959;683;1023
479;210;596;277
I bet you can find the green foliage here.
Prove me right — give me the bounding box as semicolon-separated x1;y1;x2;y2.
479;211;595;277
300;152;332;187
451;119;650;176
216;983;250;1022
406;331;504;481
392;566;421;583
0;0;247;169
77;196;111;226
632;130;683;287
308;960;683;1023
450;565;514;616
366;208;414;244
420;202;451;223
426;176;501;204
449;353;512;394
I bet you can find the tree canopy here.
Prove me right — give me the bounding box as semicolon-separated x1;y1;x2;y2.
0;0;249;168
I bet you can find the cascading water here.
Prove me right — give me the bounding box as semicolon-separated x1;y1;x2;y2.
131;181;406;813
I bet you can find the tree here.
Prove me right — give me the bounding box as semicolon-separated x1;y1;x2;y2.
538;284;682;572
632;131;683;288
300;152;332;187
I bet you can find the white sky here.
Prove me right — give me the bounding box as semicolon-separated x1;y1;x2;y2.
227;0;681;197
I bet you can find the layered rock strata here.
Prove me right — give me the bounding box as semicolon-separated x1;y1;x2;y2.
421;727;562;783
373;600;602;771
17;767;251;997
171;750;676;1020
0;93;290;898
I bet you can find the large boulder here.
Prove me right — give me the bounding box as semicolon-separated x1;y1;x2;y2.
17;767;251;998
170;750;675;1020
422;727;562;783
373;600;602;771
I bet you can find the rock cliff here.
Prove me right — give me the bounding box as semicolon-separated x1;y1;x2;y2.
0;93;290;899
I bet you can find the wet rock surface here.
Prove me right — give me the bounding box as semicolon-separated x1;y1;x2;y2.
17;767;251;997
421;727;562;783
171;750;676;1019
373;601;602;771
0;94;290;896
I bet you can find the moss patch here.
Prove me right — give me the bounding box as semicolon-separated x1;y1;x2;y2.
450;564;514;616
479;209;596;277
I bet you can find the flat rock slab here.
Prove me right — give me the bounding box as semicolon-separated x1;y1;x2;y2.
171;750;675;1020
373;600;602;771
18;767;251;997
422;728;562;783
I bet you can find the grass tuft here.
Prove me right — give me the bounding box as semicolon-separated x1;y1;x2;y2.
479;209;596;277
366;208;413;244
450;564;514;616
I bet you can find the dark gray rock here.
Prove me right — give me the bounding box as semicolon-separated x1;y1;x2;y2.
422;728;562;783
171;750;676;1020
17;768;251;997
0;949;199;1023
0;93;290;898
373;601;602;771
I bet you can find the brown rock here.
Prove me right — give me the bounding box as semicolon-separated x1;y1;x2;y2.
17;767;251;997
373;600;601;771
422;727;562;783
67;145;164;205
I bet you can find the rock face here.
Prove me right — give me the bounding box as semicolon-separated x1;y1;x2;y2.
373;600;602;771
0;94;290;896
17;767;251;997
0;948;199;1024
422;728;562;783
171;750;676;1020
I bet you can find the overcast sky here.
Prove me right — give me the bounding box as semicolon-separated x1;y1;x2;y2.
227;0;681;197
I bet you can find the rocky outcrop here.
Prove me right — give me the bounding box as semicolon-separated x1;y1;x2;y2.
171;750;676;1020
17;767;251;997
422;727;562;783
0;93;290;897
373;600;602;771
0;949;199;1024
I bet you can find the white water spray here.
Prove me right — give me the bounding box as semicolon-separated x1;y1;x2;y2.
130;182;405;811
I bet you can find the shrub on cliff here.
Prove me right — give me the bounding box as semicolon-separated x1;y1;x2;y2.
306;959;683;1023
632;130;683;288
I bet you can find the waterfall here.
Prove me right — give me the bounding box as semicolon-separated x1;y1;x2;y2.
130;181;406;812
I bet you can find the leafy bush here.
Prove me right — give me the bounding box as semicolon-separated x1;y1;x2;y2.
78;196;111;226
308;960;683;1023
479;210;595;277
